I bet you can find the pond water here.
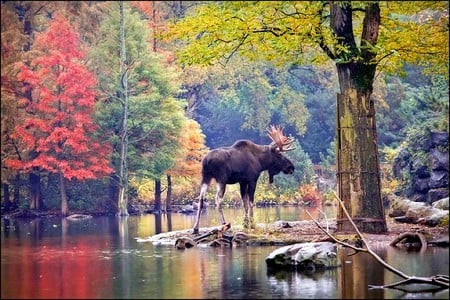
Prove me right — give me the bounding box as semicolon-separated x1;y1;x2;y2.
1;206;448;299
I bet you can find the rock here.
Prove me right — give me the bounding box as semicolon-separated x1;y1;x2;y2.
413;177;429;193
175;237;197;249
428;189;449;204
389;195;425;217
410;193;427;203
432;197;449;210
66;214;92;221
430;148;449;171
389;196;449;226
392;130;448;206
430;131;449;148
274;220;292;228
179;205;195;214
412;162;429;179
428;170;449;189
265;241;339;272
393;148;411;178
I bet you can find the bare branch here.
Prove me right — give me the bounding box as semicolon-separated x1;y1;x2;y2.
304;208;366;252
326;191;449;291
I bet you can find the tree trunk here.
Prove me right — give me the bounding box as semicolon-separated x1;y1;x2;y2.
154;179;162;212
13;174;20;205
331;2;386;233
165;175;172;212
59;171;68;216
16;3;40;211
29;171;41;210
3;183;11;212
335;88;386;233
109;173;120;211
117;1;129;217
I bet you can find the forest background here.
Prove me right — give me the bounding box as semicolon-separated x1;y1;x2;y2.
1;1;448;217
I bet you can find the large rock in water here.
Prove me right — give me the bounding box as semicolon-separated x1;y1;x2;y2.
265;242;339;272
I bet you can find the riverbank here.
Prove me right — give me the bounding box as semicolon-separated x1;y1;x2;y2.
142;216;449;248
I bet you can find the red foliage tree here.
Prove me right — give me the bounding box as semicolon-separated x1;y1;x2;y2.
5;15;112;215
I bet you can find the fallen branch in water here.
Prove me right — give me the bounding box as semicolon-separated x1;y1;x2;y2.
304;191;449;293
175;222;232;249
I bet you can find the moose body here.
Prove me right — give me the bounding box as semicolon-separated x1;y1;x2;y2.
192;129;295;234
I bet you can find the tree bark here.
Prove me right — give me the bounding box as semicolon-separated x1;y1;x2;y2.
165;174;172;212
154;179;162;212
117;1;129;216
331;2;386;233
3;183;11;212
14;174;20;204
29;171;41;210
59;171;68;216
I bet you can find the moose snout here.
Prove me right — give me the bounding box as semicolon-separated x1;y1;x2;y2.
283;165;295;174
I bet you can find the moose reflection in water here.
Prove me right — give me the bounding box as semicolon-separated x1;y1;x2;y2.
192;125;296;234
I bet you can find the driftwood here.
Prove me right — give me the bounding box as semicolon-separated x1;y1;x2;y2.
175;222;232;249
66;214;92;221
389;231;428;250
304;191;449;293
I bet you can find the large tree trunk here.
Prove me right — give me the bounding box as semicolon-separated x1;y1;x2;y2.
335;87;386;233
331;3;387;233
59;171;68;216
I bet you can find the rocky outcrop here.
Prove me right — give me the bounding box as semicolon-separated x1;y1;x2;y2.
393;130;449;205
265;242;339;272
388;196;449;226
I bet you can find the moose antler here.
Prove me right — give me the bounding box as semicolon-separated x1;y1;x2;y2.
266;125;296;152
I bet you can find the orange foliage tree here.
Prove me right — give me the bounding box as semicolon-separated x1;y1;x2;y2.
5;15;112;216
165;119;208;209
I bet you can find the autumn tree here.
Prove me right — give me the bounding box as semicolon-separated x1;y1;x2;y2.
164;1;448;233
165;119;208;210
5;15;112;216
1;4;28;210
1;1;52;210
91;2;185;215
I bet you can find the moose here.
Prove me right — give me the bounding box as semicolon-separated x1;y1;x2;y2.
192;125;296;234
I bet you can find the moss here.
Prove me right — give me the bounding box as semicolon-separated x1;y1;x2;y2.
438;214;449;227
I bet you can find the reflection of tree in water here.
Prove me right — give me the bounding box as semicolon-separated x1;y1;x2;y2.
154;213;173;234
338;248;385;299
155;213;162;234
118;217;131;298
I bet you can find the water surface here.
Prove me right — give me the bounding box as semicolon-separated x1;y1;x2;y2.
1;207;448;299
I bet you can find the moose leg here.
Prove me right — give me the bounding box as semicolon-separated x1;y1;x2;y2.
192;183;208;234
215;183;227;225
240;182;250;228
247;181;257;229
